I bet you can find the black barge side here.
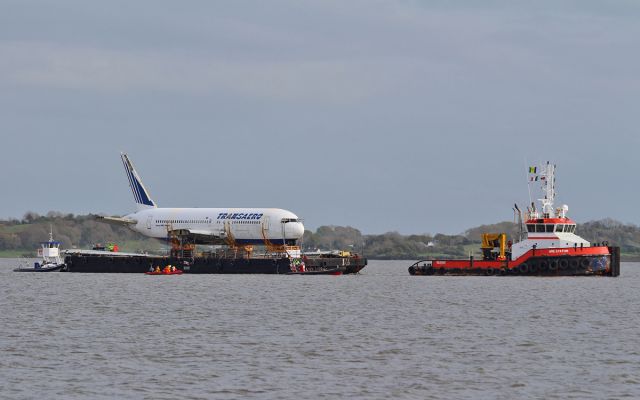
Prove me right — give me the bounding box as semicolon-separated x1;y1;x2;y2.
63;253;367;274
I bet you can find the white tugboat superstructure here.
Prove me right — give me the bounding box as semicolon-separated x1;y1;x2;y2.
511;162;590;260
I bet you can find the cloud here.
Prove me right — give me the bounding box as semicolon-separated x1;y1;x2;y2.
0;40;388;103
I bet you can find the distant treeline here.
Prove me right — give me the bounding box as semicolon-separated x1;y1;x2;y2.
2;212;640;260
303;219;640;261
0;212;160;255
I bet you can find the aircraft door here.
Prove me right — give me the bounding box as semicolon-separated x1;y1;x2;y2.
146;215;153;230
261;216;270;242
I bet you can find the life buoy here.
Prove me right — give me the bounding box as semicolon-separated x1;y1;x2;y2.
529;263;538;274
580;258;591;268
539;260;548;270
569;258;579;268
549;260;559;271
486;268;495;275
408;266;416;275
518;263;529;274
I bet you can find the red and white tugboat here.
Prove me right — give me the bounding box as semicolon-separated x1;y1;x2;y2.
409;162;621;277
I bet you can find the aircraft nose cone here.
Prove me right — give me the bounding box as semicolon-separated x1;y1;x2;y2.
285;222;305;239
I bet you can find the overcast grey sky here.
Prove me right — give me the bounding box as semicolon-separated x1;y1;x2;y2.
1;1;638;234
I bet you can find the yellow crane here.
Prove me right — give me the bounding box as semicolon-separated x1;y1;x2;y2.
481;233;507;261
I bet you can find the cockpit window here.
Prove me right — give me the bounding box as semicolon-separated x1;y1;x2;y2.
281;218;299;223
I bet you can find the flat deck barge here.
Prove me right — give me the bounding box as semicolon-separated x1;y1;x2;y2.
62;250;367;274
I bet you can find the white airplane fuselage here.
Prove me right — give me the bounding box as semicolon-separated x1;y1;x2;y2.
126;207;304;245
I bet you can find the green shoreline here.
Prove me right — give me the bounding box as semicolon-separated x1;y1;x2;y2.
3;214;640;262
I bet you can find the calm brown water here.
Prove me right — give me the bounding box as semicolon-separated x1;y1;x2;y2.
1;259;639;399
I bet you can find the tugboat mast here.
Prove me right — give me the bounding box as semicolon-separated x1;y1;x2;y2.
537;161;556;218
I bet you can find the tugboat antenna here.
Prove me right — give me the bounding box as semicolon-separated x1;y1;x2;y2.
538;161;556;217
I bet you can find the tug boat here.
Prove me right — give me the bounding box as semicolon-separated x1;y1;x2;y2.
14;229;66;272
409;162;621;277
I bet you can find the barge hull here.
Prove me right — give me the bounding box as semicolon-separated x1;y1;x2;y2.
63;254;367;274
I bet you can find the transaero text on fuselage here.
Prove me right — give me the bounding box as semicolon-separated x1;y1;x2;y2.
216;213;264;220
